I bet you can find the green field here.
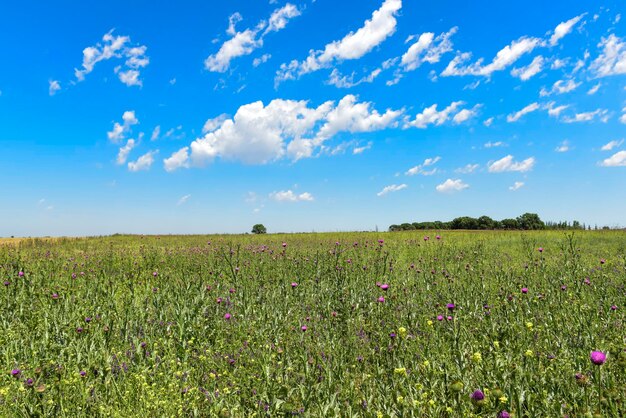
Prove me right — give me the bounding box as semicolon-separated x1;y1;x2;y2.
1;231;625;417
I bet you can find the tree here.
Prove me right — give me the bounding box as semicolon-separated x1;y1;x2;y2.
516;213;545;230
251;224;267;234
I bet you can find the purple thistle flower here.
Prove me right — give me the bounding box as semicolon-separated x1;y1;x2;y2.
85;317;92;323
224;313;232;320
521;287;528;294
3;281;9;286
11;369;21;377
498;411;511;418
291;282;298;288
436;235;441;240
447;316;453;321
76;327;83;333
446;303;455;311
389;332;396;338
600;258;606;264
470;389;485;401
610;305;617;311
25;378;34;386
380;284;389;291
437;315;444;321
377;296;385;303
301;325;307;332
561;285;567;291
282;242;287;248
590;351;606;365
52;293;59;299
538;247;543;253
18;271;24;277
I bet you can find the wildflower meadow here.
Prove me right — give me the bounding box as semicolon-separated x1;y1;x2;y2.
1;230;624;417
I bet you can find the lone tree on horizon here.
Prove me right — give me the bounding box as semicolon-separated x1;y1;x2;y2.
251;224;267;234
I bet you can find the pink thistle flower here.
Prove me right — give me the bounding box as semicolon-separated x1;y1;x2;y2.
590;351;606;365
377;296;385;303
224;313;232;320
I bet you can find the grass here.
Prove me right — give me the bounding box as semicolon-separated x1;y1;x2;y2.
0;230;624;417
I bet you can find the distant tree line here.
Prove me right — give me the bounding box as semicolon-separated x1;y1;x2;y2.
389;213;592;231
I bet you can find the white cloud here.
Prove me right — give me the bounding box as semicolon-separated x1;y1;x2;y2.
555;140;570;152
484;141;505;148
202;114;229;134
549;14;585;46
539;79;580;96
509;181;525;191
483;117;494;127
253;54;271;67
353;142;373;154
107;110;139;143
276;0;402;83
551;58;567;69
116;139;136;164
621;107;626;124
405;101;475;128
601;139;624;151
169;95;400;167
587;83;601;95
74;30;149;86
316;94;402;140
452;105;481;124
562;109;609;123
177;194;191;206
510;55;544;81
405;156;440;176
507;102;540;122
377;183;407;196
600;150;626;167
327;68;381;88
488;155;535;172
435;178;469;193
163;147;190;172
269;190;314;202
151;126;160;141
455;163;479;174
400;27;457;71
49;80;61;96
442;36;542;77
128;150;157;172
589;34;626;77
265;3;301;34
205;4;301;72
546;102;570;118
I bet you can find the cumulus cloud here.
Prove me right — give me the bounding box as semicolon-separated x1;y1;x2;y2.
483;117;494;127
405;156;440;176
561;109;609;123
621;107;626;124
128;150;157;172
452;105;481;124
107;110;139;143
507;102;540;122
601;139;624;151
539;79;580;96
74;30;149;86
400;27;457;71
377;183;407;196
49;80;61;96
509;181;525;191
600;150;626;167
546;102;570;118
549;14;586;46
269;190;314;202
163;94;402;170
253;54;271;67
405;101;477;128
275;0;402;83
510;55;544;80
442;36;542;77
163;147;190;172
435;178;469;193
589;34;626;77
587;83;601;95
116;139;136;164
205;4;301;72
488;155;535;172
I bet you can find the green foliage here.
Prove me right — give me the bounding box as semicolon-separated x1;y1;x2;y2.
251;224;267;234
0;231;624;417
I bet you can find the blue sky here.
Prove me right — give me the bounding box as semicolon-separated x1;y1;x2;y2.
1;0;625;236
